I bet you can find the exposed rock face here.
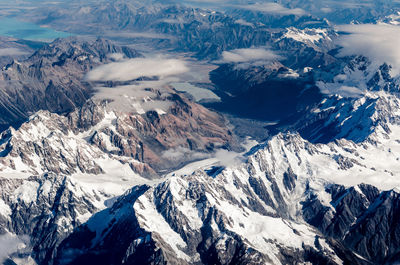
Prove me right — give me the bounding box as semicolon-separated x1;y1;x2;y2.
0;91;236;179
26;1;338;60
52;128;400;265
0;37;140;129
279;92;400;144
90;93;235;172
303;184;400;264
0;36;35;67
41;92;400;265
0;173;105;265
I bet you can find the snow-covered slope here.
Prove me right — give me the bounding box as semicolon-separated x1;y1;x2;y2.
0;89;238;264
55;167;343;265
282;91;400;144
277;27;336;53
0;91;236;178
3;87;400;264
317;56;400;96
0;105;151;184
0;173;107;265
51;92;400;265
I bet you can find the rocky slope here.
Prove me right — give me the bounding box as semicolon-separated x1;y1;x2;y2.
207;25;338;123
0;87;237;264
0;91;236;179
24;1;339;60
274;91;400;144
1;80;400;265
0;36;36;67
0;37;140;130
53;92;400;264
0;173;107;265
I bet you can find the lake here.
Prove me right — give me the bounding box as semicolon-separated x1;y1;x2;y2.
0;17;72;42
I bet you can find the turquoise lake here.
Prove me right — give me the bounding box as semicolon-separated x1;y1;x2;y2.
0;17;72;42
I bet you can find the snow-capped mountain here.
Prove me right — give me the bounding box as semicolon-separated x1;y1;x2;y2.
0;173;107;265
317;56;400;96
0;94;236;180
0;37;140;130
1;90;400;264
276;91;400;144
2;1;400;264
0;95;237;264
52;92;400;264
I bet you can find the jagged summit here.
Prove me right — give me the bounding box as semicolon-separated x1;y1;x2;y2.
53;109;400;264
2;1;400;265
0;37;141;130
1;89;400;264
0;91;236;179
275;91;400;144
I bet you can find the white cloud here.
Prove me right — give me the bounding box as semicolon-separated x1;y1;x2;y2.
161;146;207;162
107;53;125;61
89;57;189;113
318;82;365;98
214;149;245;167
171;82;220;102
105;31;173;40
337;23;400;75
182;0;229;4
0;234;24;262
0;48;29;57
321;7;332;13
220;47;281;64
239;2;306;16
184;0;224;3
93;78;177;113
86;58;189;82
234;19;254;27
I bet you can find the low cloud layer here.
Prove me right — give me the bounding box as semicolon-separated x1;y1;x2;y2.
86;58;189;82
220;47;281;64
0;47;29;57
337;23;400;75
239;2;306;16
234;19;253;27
318;82;365;98
93;78;177;113
161;146;207;162
0;234;24;262
105;31;173;40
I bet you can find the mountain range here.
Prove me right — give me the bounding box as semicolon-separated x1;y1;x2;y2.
1;1;400;264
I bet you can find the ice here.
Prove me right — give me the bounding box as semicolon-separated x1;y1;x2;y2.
12;181;40;204
282;27;330;44
0;200;11;218
134;193;191;262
